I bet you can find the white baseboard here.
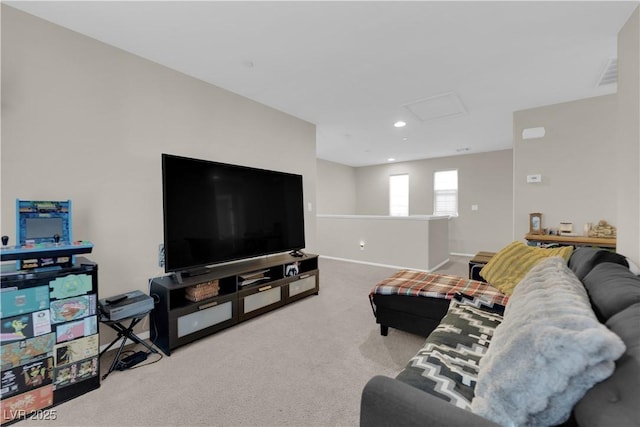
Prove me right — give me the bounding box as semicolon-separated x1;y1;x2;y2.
429;258;451;271
450;252;475;257
318;255;449;272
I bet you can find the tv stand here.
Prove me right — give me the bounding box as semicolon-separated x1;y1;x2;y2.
150;253;319;355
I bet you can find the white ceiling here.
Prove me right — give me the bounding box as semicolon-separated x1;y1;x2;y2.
7;1;639;167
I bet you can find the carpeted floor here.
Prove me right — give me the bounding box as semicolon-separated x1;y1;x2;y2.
20;255;470;427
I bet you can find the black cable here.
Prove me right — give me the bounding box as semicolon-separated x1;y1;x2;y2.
129;351;163;370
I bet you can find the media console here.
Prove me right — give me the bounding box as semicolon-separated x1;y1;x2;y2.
149;253;319;355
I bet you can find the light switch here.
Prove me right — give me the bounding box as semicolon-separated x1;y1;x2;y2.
527;174;542;183
471;204;479;211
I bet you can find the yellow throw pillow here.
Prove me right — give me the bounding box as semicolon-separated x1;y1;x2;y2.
480;241;573;295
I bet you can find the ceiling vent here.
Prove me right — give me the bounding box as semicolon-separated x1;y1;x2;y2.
597;58;617;87
402;91;467;123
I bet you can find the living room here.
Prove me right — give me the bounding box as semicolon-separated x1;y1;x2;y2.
1;2;639;426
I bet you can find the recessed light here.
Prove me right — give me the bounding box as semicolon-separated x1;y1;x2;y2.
402;137;408;141
393;121;406;128
387;158;396;162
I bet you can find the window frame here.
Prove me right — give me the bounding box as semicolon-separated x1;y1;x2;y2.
389;173;409;217
433;169;458;217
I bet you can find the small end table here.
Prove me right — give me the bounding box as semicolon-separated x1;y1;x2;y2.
99;310;159;380
468;251;495;282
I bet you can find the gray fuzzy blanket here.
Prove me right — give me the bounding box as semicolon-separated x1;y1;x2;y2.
470;257;626;427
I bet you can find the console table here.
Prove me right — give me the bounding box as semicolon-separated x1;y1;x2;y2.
524;233;616;249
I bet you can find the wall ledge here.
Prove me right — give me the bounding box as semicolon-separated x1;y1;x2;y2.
317;214;450;221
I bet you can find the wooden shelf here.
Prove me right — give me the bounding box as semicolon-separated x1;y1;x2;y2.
524;233;616;249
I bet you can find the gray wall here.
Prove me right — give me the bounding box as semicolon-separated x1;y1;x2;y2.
316;159;357;214
349;150;514;255
511;7;640;265
513;95;618;241
1;5;318;342
616;6;640;264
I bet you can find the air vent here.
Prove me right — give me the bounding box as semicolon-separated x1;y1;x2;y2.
402;91;467;123
597;58;617;87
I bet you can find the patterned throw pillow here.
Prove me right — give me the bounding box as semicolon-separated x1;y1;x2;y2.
479;241;573;295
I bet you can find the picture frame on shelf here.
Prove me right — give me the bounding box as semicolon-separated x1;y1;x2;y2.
529;213;543;234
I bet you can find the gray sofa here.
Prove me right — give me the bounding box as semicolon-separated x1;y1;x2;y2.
360;247;640;427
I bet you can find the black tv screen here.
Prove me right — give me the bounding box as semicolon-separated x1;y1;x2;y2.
162;154;306;273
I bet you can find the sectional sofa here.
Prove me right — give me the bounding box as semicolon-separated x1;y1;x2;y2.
361;246;640;427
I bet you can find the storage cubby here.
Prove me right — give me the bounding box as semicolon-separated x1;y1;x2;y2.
150;253;319;355
0;258;100;424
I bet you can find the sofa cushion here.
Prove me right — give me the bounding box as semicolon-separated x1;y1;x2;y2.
395;301;503;410
568;247;629;281
574;303;640;427
471;257;626;427
479;241;573;295
582;262;640;321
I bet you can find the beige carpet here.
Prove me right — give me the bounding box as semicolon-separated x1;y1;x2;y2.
20;256;469;427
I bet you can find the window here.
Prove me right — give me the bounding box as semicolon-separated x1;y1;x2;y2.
389;174;409;216
434;170;458;216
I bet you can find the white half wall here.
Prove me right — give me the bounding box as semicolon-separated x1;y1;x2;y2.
316;215;449;271
351;150;513;254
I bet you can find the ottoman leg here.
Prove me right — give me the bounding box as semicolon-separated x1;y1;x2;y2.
380;325;389;336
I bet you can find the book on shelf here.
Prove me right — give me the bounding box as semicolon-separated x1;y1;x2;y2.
239;270;270;287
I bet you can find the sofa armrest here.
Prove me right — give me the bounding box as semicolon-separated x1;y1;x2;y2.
360;376;500;427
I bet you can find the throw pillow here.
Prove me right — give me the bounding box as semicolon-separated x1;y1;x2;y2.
568;247;629;281
471;257;626;427
582;262;640;321
479;241;573;295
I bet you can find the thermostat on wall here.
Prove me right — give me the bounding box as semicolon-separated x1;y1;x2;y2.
526;174;542;183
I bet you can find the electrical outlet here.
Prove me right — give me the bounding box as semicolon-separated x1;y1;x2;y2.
158;243;165;268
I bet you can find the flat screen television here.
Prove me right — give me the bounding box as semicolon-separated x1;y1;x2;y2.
162;154;306;274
